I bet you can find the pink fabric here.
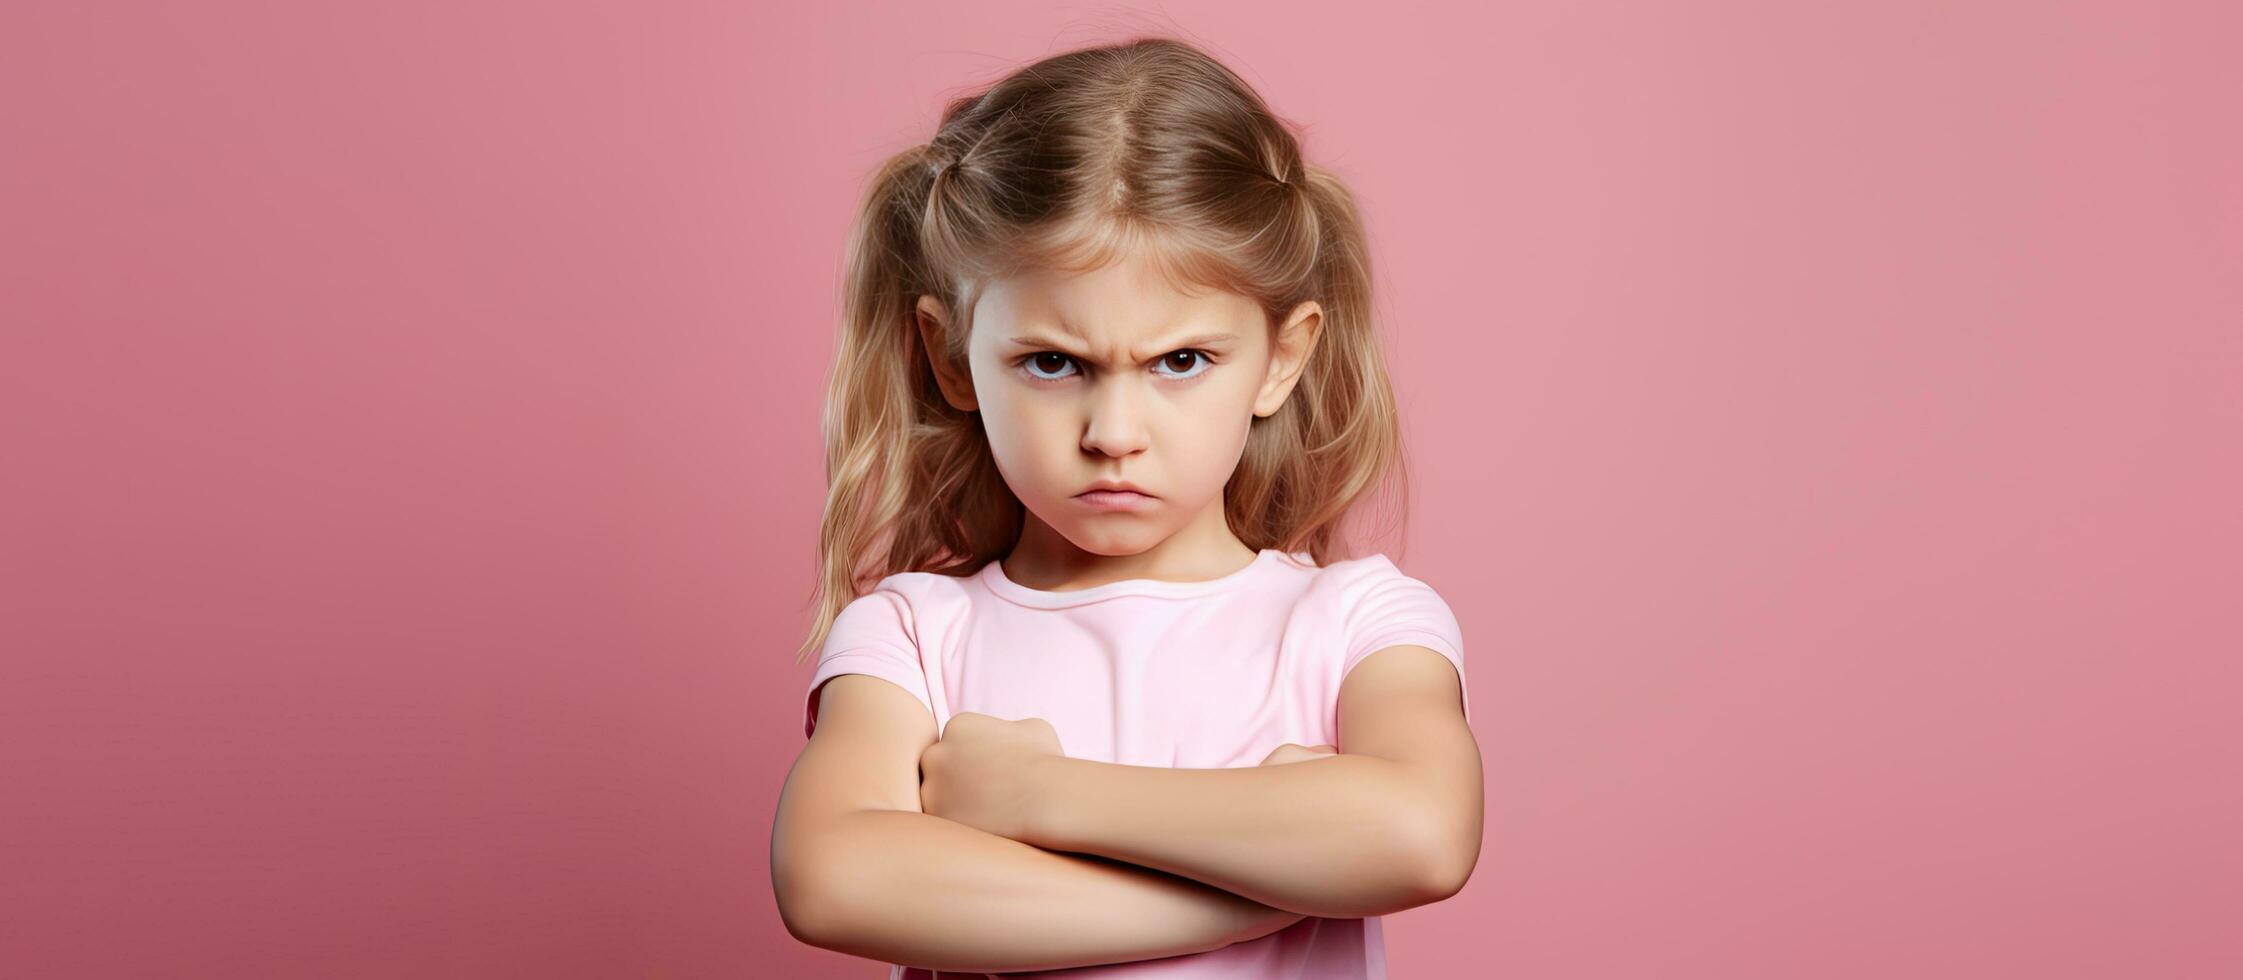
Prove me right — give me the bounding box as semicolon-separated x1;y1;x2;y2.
802;548;1468;979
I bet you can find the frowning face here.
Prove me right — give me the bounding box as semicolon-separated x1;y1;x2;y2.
916;247;1321;565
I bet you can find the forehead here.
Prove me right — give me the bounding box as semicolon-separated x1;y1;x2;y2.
971;251;1263;348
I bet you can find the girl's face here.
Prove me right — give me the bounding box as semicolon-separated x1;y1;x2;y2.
916;249;1322;563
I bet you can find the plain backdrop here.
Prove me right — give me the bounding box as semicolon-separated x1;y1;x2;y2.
4;2;2239;977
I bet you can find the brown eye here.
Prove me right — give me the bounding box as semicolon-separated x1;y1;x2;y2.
1023;352;1077;381
1155;350;1211;379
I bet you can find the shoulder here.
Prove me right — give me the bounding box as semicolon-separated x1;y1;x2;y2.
1307;550;1409;584
806;570;972;739
1297;552;1464;665
832;568;977;634
1298;551;1448;609
857;567;976;604
1310;554;1472;723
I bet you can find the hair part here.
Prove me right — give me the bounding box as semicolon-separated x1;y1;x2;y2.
798;36;1411;663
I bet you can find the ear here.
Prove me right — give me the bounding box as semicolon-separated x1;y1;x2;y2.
1253;301;1324;418
915;294;978;412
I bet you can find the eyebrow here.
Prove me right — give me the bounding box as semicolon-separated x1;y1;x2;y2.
1002;331;1241;360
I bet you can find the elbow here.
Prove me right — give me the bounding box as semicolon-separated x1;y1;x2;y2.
772;838;856;950
1403;815;1480;905
775;881;849;950
1414;846;1474;904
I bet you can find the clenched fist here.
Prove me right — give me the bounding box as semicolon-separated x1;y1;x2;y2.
919;711;1066;842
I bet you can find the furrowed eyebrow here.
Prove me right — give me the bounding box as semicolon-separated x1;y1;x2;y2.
1003;331;1239;360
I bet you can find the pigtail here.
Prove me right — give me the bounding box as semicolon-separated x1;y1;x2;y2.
798;146;1023;664
1225;164;1410;566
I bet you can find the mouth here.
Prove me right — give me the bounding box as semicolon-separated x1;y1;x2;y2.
1073;488;1156;511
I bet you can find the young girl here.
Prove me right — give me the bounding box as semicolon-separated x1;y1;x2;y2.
772;36;1480;979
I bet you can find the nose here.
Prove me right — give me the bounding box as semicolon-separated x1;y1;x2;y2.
1080;377;1150;459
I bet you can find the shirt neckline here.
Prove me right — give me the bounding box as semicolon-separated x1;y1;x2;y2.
978;547;1290;608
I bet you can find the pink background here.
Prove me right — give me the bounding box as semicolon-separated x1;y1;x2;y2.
5;2;2239;976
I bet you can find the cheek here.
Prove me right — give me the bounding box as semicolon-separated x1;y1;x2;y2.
1185;414;1254;475
977;393;1069;480
1198;375;1261;446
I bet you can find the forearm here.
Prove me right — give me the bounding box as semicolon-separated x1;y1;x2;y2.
799;807;1306;973
1027;754;1448;919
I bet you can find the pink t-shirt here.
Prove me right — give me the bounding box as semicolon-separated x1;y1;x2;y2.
802;547;1470;979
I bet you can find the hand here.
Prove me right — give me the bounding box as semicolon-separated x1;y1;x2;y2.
919;711;1067;842
1257;742;1338;767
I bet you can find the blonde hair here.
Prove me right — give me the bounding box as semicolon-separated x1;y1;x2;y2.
797;36;1412;663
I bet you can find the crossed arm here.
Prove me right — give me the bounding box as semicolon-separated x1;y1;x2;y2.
952;644;1483;919
780;644;1482;972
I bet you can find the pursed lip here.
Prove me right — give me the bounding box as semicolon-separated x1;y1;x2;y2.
1075;479;1154;497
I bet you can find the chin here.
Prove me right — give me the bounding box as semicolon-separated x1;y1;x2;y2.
1050;522;1167;557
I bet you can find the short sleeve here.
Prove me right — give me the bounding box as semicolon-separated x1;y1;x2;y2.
1339;557;1470;723
803;581;938;739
